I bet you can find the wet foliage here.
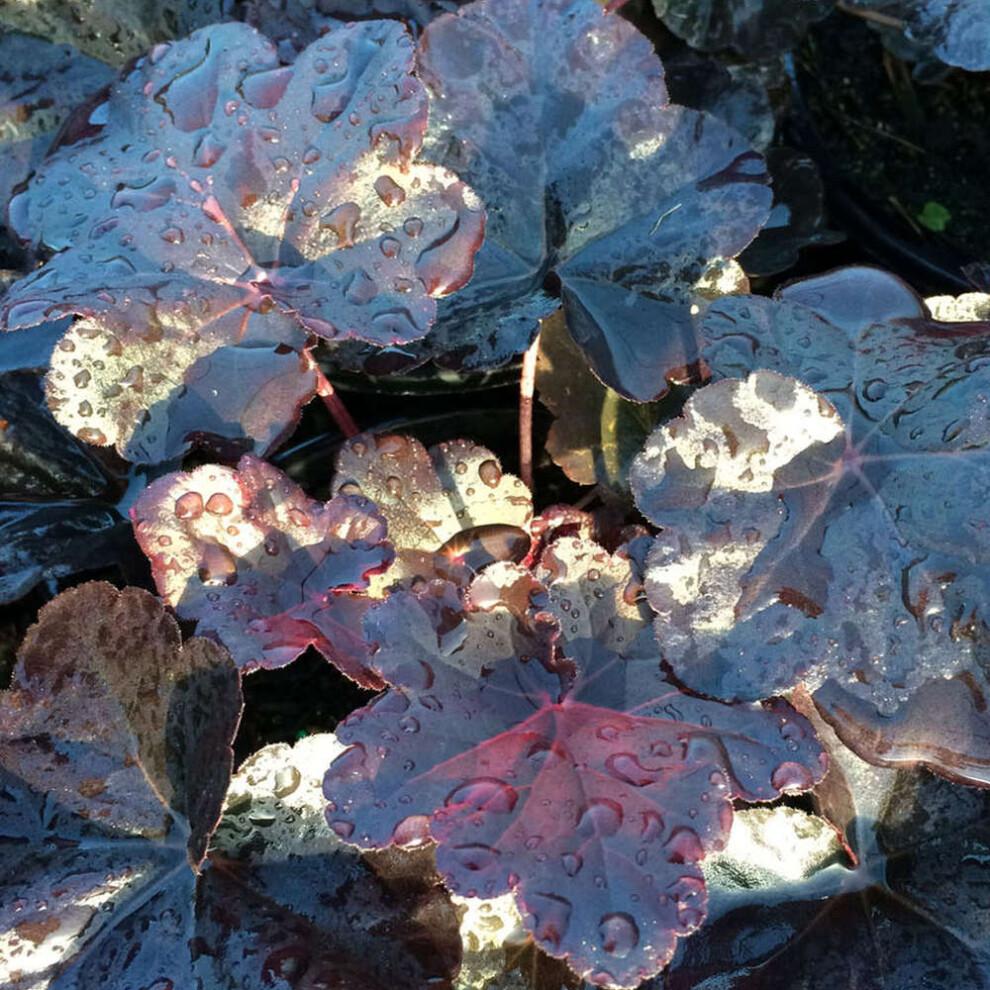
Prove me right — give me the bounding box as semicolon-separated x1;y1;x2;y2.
2;0;990;988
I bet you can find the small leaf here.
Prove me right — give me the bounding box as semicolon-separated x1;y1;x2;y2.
131;454;393;682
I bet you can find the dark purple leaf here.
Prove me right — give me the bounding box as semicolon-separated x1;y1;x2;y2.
0;371;131;603
323;547;825;987
0;583;462;988
370;0;771;392
667;709;990;988
739;149;844;278
132;453;393;681
651;0;834;57
202;732;463;990
3;20;484;461
0;34;114;253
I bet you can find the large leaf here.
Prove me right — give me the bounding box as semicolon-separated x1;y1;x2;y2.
131;454;393;681
651;0;834;57
0;582;463;988
2;20;484;461
0;582;240;986
323;546;826;987
333;0;771;394
630;349;990;785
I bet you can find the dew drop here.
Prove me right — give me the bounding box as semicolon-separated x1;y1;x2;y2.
599;913;639;958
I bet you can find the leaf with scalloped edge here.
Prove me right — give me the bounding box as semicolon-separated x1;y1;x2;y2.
333;0;769;388
652;0;833;57
3;19;484;462
689;269;990;784
630;367;990;785
332;431;535;591
131;454;393;683
0;583;464;988
0;581;240;986
323;559;826;988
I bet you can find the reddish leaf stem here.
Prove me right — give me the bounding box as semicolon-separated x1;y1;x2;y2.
519;332;540;492
314;367;360;438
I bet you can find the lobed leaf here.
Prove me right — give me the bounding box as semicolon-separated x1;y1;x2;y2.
0;583;462;988
3;19;484;461
632;297;990;785
131;454;393;681
324;548;825;987
331;0;771;390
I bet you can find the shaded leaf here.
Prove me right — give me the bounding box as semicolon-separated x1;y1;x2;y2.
739;148;843;278
667;712;990;988
3;20;484;461
0;372;132;603
323;547;825;987
536;309;665;492
0;34;114;253
0;583;463;988
337;0;770;392
132;454;393;681
651;0;833;57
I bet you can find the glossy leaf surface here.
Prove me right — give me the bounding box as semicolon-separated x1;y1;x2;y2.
132;454;393;681
632;284;990;783
324;546;826;987
343;0;771;391
3;20;483;460
0;371;132;603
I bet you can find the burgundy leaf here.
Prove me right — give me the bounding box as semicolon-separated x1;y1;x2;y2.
3;20;484;461
0;582;239;988
323;555;825;987
340;0;770;387
0;585;462;988
131;454;393;682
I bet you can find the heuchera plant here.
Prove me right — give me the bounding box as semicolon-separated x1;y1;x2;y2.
4;1;990;989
